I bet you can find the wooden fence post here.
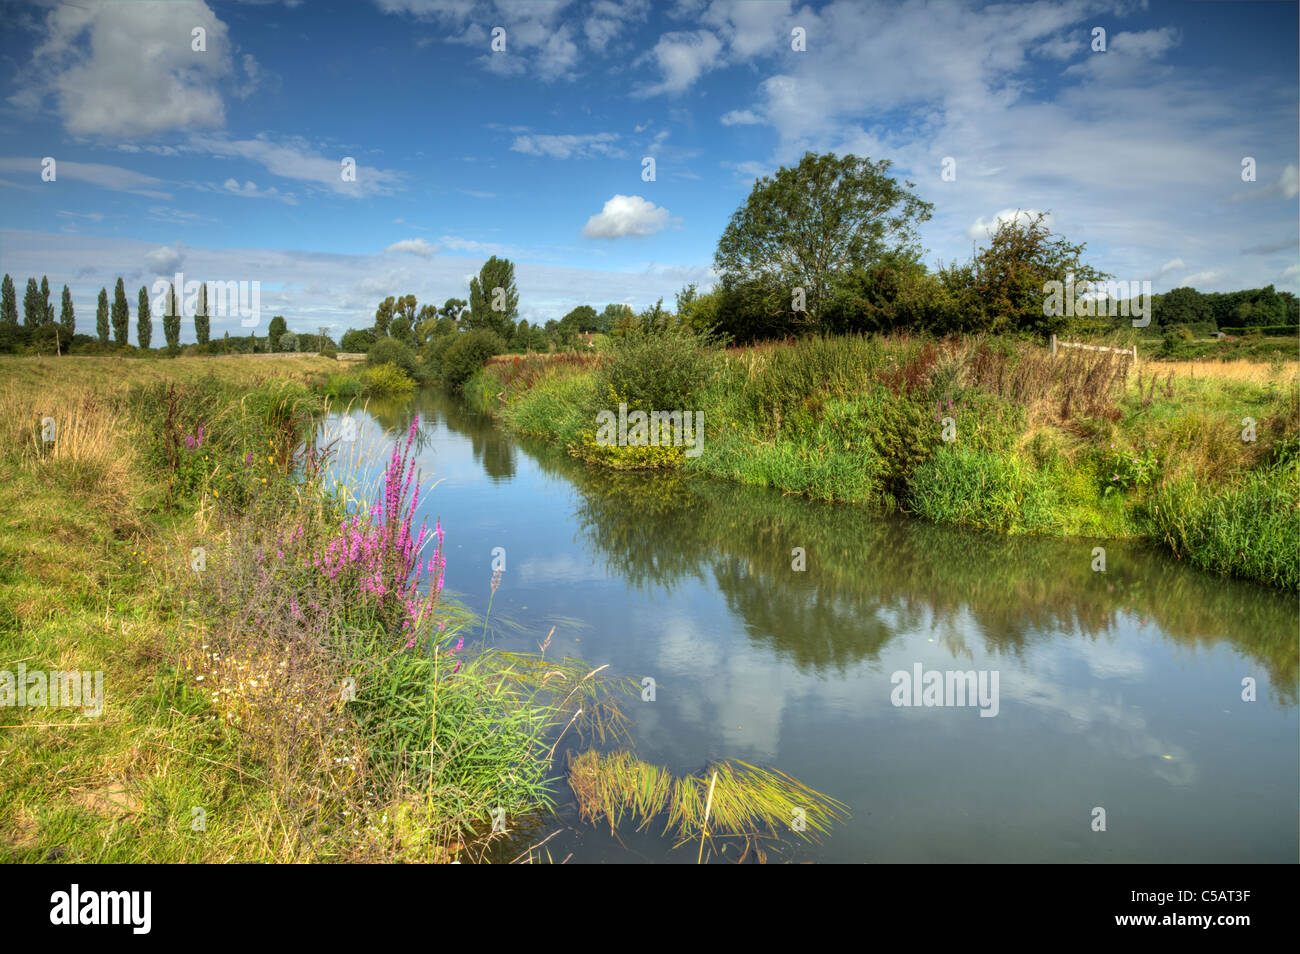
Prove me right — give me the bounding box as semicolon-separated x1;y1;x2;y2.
1050;333;1057;357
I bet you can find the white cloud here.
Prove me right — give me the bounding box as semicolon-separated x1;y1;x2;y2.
439;235;506;255
145;242;187;275
385;238;437;258
1279;164;1298;200
191;135;403;197
720;109;762;126
585;0;650;52
0;157;171;198
11;0;234;137
149;206;203;226
1109;27;1182;59
510;132;624;159
1157;258;1185;275
219;177;295;203
966;208;1051;241
701;0;793;60
56;210;104;224
582;194;673;238
639;30;723;95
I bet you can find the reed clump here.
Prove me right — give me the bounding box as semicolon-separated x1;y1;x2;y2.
567;749;849;844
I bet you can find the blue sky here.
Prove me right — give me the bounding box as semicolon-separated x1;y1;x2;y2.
0;0;1296;341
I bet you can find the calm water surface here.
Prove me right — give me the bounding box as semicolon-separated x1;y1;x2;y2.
323;389;1298;863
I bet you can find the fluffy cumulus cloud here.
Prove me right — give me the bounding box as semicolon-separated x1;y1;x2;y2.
9;0;234;137
385;238;437;257
145;241;187;275
720;109;761;126
374;0;650;81
638;30;723;95
582;194;673;238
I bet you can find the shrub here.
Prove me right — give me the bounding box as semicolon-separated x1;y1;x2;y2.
441;330;506;392
368;337;420;379
421;331;458;380
362;363;416;397
279;332;299;352
340;328;376;353
594;331;717;414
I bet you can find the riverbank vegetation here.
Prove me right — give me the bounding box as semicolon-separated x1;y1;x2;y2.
466;332;1297;590
1;356;847;862
439;150;1297;592
0;356;633;861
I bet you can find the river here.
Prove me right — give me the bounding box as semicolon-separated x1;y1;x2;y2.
322;388;1298;863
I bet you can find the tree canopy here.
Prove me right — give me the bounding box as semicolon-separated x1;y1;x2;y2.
714;152;934;327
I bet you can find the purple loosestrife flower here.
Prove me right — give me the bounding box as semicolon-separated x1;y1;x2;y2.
311;416;447;653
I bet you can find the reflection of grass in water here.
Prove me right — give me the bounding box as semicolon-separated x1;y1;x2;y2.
536;447;1299;701
568;749;849;845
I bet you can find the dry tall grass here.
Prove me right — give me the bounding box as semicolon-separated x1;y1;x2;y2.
1157;358;1299;386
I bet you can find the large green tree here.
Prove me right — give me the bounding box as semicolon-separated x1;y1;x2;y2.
111;278;129;345
560;304;599;334
1;274;16;325
466;257;519;337
59;284;75;340
163;283;181;351
267;315;288;349
137;286;152;349
714;152;934;329
96;288;110;344
1153;286;1213;328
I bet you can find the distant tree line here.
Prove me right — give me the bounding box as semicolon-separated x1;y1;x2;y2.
0;273;347;357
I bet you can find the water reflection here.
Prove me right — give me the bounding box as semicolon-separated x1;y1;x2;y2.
320;388;1299;862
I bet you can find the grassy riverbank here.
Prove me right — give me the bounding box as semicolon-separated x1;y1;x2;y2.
0;356;625;862
466;334;1299;590
2;355;847;862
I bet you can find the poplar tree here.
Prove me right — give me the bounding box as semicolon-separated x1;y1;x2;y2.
163;283;181;351
23;277;40;327
137;286;152;349
111;278;129;345
96;288;109;344
40;275;53;323
194;282;210;345
0;274;16;325
60;284;75;340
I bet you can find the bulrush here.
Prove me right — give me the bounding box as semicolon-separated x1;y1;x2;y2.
314;415;447;650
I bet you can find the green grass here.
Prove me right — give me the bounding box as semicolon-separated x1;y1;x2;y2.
1145;461;1299;590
